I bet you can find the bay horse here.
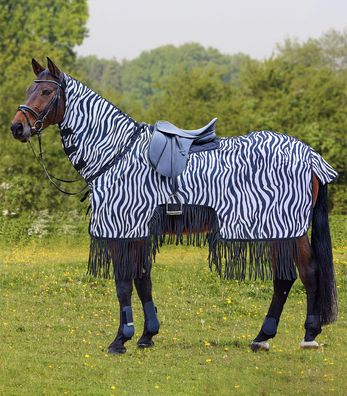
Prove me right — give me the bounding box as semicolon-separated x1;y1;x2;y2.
11;58;338;353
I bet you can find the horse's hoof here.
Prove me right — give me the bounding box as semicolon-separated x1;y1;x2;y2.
300;339;319;349
108;345;127;354
250;341;270;352
137;339;154;349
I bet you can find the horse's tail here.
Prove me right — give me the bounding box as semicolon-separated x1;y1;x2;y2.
311;181;338;325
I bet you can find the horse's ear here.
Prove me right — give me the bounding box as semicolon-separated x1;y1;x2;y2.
47;57;61;78
32;58;45;76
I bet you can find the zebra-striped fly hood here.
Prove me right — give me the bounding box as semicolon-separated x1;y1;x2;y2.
59;73;138;180
58;74;338;281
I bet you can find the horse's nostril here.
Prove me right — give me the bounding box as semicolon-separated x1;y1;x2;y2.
11;122;24;137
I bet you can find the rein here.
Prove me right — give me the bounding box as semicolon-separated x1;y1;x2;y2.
28;137;89;196
19;79;89;196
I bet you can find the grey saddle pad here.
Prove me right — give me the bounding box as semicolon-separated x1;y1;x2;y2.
149;118;218;179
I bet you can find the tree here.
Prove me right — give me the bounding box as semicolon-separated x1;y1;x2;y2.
0;0;88;214
0;0;88;127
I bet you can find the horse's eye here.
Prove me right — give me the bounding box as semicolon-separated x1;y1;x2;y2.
42;89;52;96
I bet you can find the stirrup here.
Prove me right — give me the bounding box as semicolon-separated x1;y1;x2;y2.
166;194;183;216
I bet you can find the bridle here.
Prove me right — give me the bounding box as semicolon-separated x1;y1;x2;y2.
18;79;64;136
17;79;89;196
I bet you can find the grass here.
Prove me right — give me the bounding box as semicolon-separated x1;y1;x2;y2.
0;217;346;396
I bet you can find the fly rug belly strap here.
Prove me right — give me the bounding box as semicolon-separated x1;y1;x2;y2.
149;118;219;213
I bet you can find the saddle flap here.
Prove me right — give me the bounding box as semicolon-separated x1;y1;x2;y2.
149;132;191;178
148;131;168;168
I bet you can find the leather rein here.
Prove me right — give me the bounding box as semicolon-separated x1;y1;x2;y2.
18;79;89;196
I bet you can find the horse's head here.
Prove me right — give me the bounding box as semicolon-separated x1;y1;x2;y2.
11;58;65;142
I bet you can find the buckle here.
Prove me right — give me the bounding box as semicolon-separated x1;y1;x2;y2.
166;194;183;215
166;202;183;216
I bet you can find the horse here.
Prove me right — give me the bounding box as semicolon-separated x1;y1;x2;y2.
11;58;338;354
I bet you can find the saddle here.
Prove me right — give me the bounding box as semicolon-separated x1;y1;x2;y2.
149;118;219;213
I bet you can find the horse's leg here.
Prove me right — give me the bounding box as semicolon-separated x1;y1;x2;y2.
108;279;135;354
297;235;321;348
251;268;296;351
134;273;160;348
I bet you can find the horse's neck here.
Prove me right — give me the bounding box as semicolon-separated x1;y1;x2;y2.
59;74;138;178
60;73;136;152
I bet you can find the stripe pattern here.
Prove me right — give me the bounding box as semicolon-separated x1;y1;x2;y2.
59;73;338;279
87;131;337;241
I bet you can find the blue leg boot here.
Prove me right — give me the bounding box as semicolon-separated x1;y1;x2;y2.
300;314;322;348
108;306;135;354
251;316;278;352
137;301;160;348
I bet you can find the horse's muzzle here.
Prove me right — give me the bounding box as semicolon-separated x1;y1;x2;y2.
11;122;29;142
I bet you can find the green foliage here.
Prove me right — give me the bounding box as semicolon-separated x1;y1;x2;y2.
0;0;88;214
75;55;122;95
119;43;249;107
0;210;89;246
0;0;88;126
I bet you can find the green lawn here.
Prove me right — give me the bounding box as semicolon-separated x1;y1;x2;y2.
0;217;346;396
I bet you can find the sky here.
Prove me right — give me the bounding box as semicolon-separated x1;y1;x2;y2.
76;0;347;61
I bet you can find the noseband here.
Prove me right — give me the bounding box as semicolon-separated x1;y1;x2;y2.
18;79;64;135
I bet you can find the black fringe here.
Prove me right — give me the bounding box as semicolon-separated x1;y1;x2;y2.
88;204;298;281
88;237;151;281
208;234;298;281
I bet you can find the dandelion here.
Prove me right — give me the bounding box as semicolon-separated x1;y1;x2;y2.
204;341;211;347
206;358;212;363
85;354;90;358
111;386;116;390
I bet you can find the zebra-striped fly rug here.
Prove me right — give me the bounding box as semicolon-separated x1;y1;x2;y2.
59;74;337;281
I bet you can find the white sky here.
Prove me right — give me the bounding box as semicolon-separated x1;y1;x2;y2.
76;0;347;61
